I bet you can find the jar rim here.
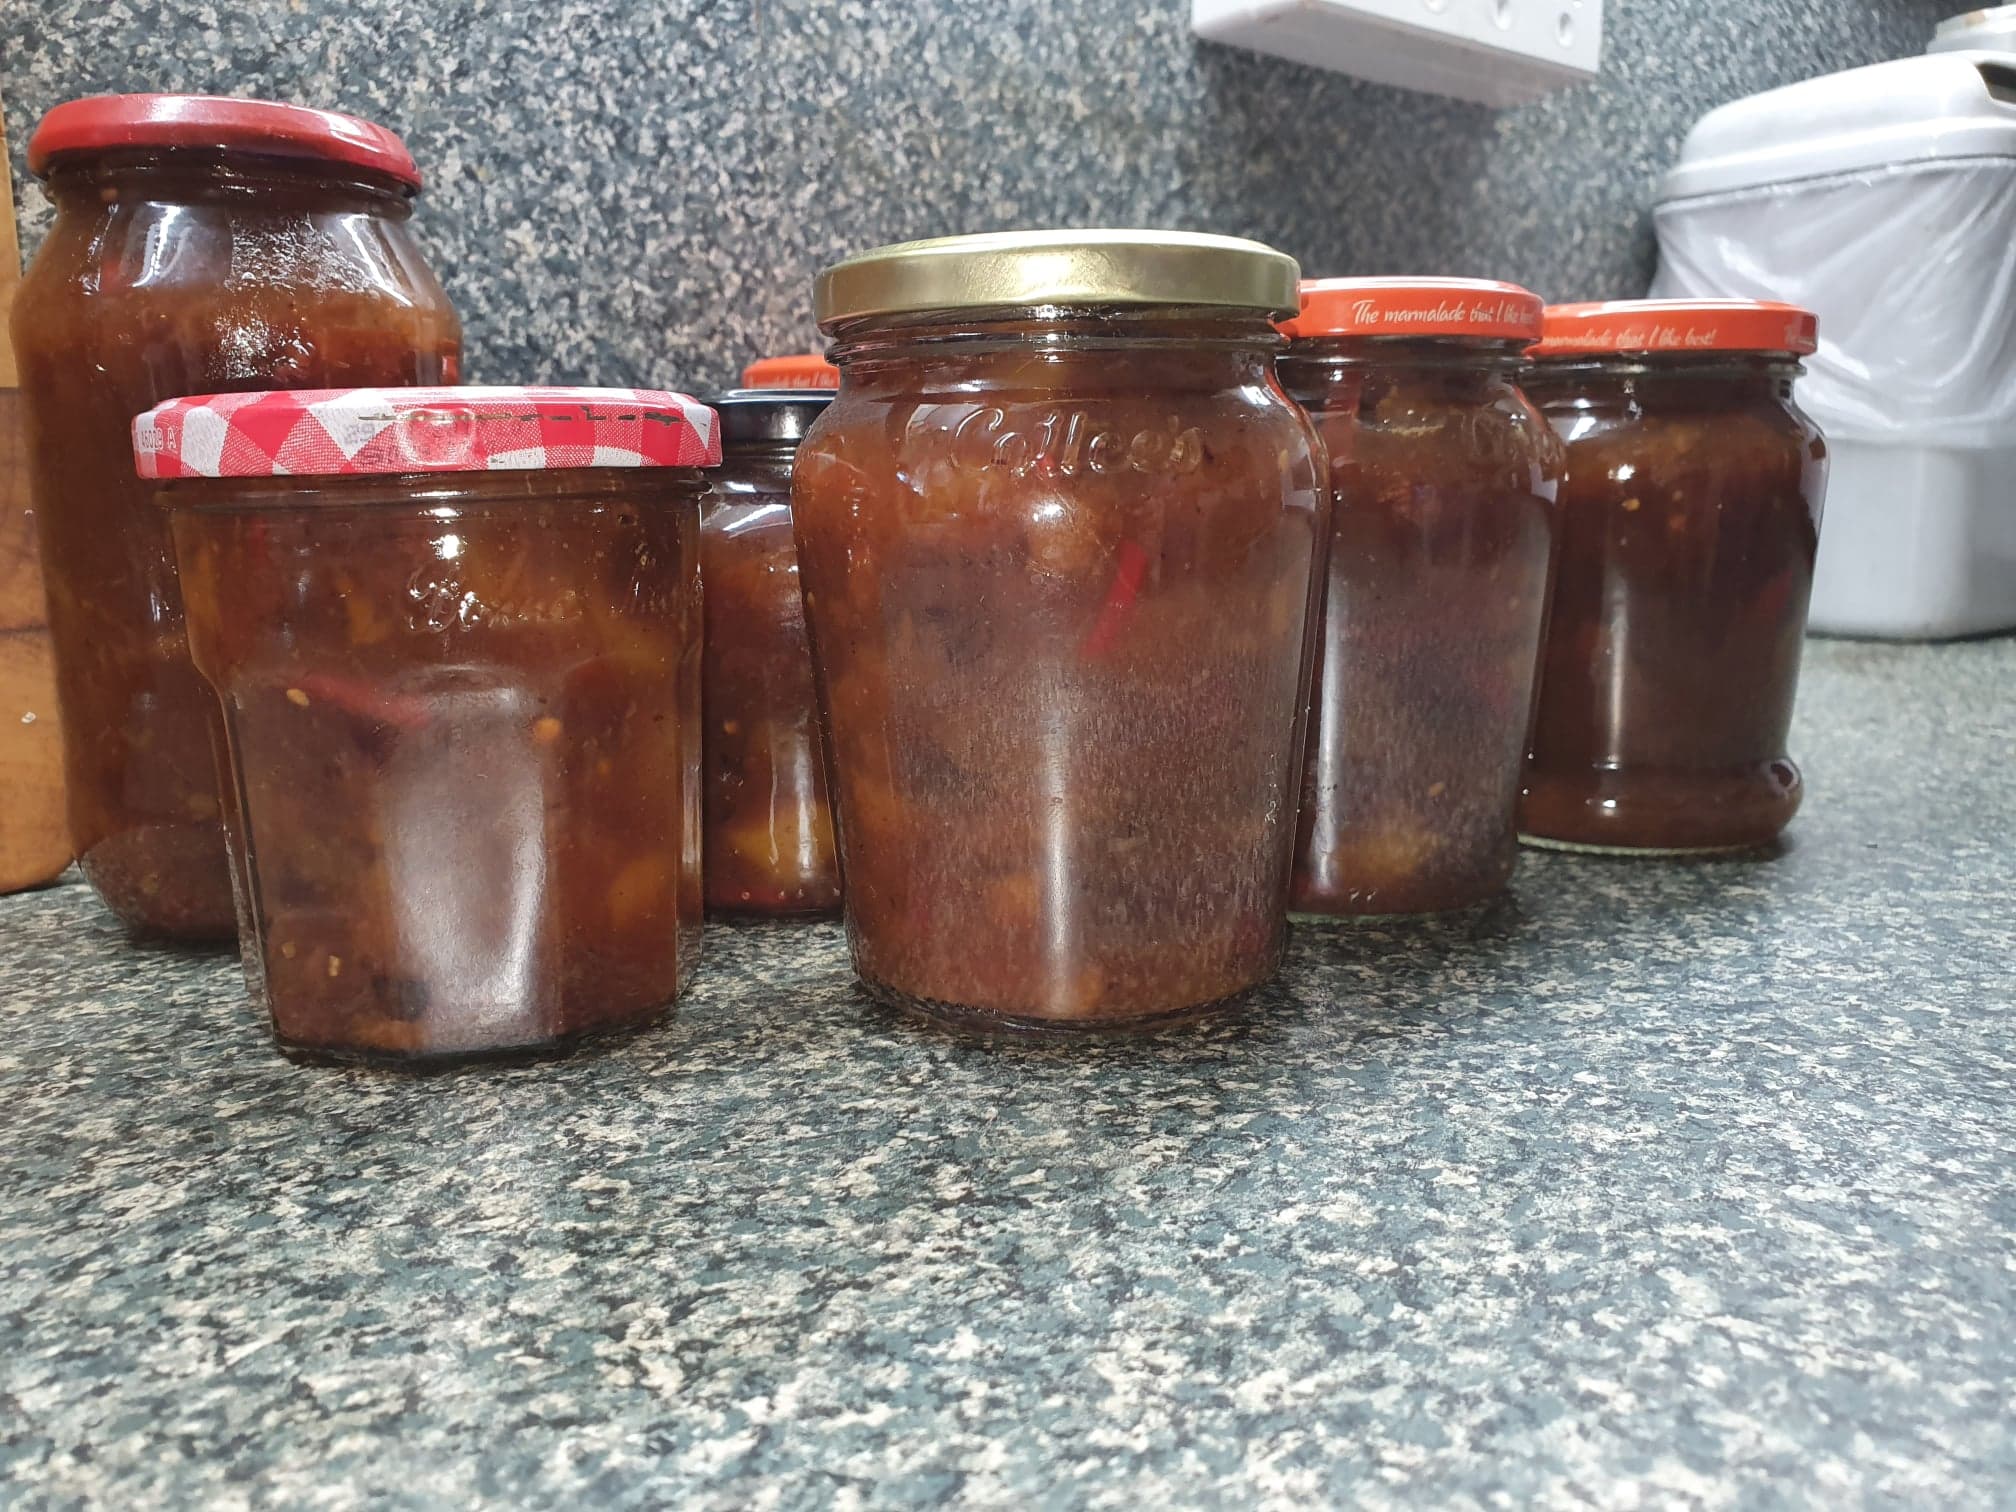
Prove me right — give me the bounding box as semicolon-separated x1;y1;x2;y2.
709;388;832;446
155;466;710;508
1282;333;1534;357
1525;351;1808;375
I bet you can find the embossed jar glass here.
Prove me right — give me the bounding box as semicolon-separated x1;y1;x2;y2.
137;386;719;1066
792;231;1329;1036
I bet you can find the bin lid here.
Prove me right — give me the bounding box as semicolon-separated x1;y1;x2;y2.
1929;7;2016;56
1658;52;2016;201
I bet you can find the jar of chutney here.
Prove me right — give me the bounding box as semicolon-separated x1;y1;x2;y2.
1521;300;1827;854
15;94;462;938
793;230;1328;1035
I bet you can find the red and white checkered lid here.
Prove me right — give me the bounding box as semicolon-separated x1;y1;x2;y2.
132;386;722;480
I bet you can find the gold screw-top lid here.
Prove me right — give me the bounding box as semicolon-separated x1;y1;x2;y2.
814;229;1302;328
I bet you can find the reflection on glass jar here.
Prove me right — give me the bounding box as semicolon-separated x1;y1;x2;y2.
13;95;462;939
701;390;841;916
140;386;717;1065
1520;300;1828;854
1280;278;1559;915
793;231;1328;1035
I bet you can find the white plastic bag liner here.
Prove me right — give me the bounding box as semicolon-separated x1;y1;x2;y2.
1650;158;2016;448
1649;51;2016;637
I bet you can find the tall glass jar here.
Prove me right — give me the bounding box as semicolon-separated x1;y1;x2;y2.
13;94;462;939
701;389;841;916
1278;279;1559;915
793;231;1328;1036
1520;300;1828;853
138;386;717;1065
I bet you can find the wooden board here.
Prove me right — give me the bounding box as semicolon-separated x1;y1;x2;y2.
0;94;17;388
0;93;72;893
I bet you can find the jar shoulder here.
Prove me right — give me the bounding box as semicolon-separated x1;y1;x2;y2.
15;193;458;341
802;378;1317;462
1533;383;1816;434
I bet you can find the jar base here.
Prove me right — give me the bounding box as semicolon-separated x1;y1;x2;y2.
1289;883;1510;921
858;975;1255;1041
706;903;843;921
1517;833;1769;858
80;826;239;943
270;1007;674;1071
1519;761;1799;856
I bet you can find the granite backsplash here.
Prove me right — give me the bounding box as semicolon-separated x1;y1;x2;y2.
4;0;1954;390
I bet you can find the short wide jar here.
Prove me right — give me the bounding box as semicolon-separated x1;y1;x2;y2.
1279;278;1559;915
794;231;1328;1035
701;389;841;916
1520;301;1828;853
15;94;462;940
136;386;719;1065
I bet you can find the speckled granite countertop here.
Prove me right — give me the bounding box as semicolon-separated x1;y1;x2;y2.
2;637;2012;1508
4;0;1956;386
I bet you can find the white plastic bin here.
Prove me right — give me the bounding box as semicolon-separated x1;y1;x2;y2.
1650;51;2016;639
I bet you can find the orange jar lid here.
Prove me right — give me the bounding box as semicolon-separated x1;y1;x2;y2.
29;93;422;189
741;354;840;389
1533;299;1818;358
1282;277;1544;343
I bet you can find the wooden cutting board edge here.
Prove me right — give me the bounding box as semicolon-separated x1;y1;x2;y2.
0;93;18;385
0;89;74;893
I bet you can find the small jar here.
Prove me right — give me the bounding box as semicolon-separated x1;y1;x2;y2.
701;389;841;916
1521;301;1828;853
794;230;1328;1035
740;354;840;390
1279;279;1559;915
14;94;462;940
136;387;718;1065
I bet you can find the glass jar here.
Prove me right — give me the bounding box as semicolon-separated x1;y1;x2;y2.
13;94;463;939
701;389;841;916
794;230;1328;1035
1279;279;1559;915
137;387;717;1066
1520;300;1828;853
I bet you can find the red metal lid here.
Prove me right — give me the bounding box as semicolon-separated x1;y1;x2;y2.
1533;299;1819;358
133;387;722;480
740;354;840;389
29;94;423;190
1281;277;1545;343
